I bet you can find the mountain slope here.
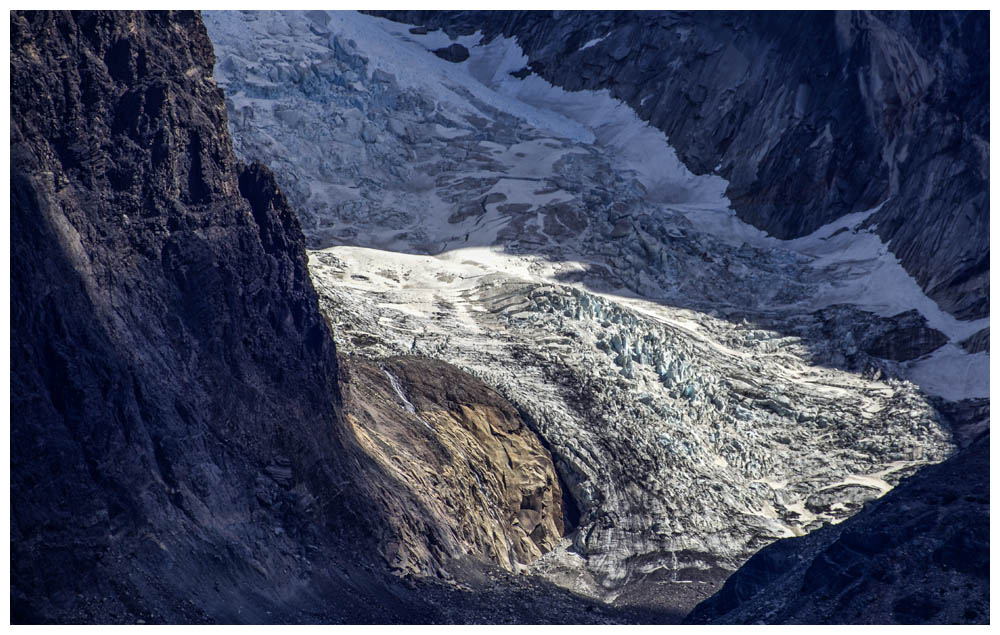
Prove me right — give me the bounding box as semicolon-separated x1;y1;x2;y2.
372;10;989;321
685;433;989;624
202;10;982;615
10;9;378;622
11;10;660;624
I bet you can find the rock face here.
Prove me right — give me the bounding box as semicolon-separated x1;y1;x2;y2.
434;43;470;62
813;308;947;364
11;9;374;622
371;10;989;320
961;327;989;354
685;432;989;624
338;355;565;576
12;10;649;625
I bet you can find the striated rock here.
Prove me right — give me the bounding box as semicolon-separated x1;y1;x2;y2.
685;433;989;624
961;327;989;354
337;354;565;575
866;325;948;361
930;397;990;449
807;307;947;367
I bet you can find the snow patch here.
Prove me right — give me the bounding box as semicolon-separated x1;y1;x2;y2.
579;34;609;51
461;35;729;205
906;344;989;402
375;21;728;205
786;206;989;344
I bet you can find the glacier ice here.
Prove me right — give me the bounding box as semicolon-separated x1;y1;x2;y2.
203;9;986;605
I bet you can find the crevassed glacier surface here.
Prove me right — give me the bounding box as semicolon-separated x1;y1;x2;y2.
202;9;985;606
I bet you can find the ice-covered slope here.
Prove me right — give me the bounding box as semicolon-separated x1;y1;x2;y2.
309;246;952;608
204;9;986;401
373;10;989;322
203;9;985;612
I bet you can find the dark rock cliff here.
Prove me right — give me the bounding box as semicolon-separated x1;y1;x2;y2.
372;10;989;320
11;10;678;624
684;432;989;624
11;9;367;622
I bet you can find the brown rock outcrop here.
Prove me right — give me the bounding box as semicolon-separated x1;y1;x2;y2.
339;355;565;575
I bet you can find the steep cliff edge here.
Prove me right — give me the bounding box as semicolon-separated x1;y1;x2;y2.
10;10;623;624
371;10;989;320
11;9;368;622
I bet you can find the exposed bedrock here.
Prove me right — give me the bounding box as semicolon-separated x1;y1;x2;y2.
338;354;566;576
961;327;990;354
434;43;471;62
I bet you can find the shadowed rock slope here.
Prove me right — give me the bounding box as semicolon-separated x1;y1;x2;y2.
372;10;989;320
11;10;663;624
12;8;369;623
685;432;989;624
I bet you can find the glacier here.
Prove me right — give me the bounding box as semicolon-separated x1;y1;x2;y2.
202;9;987;609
